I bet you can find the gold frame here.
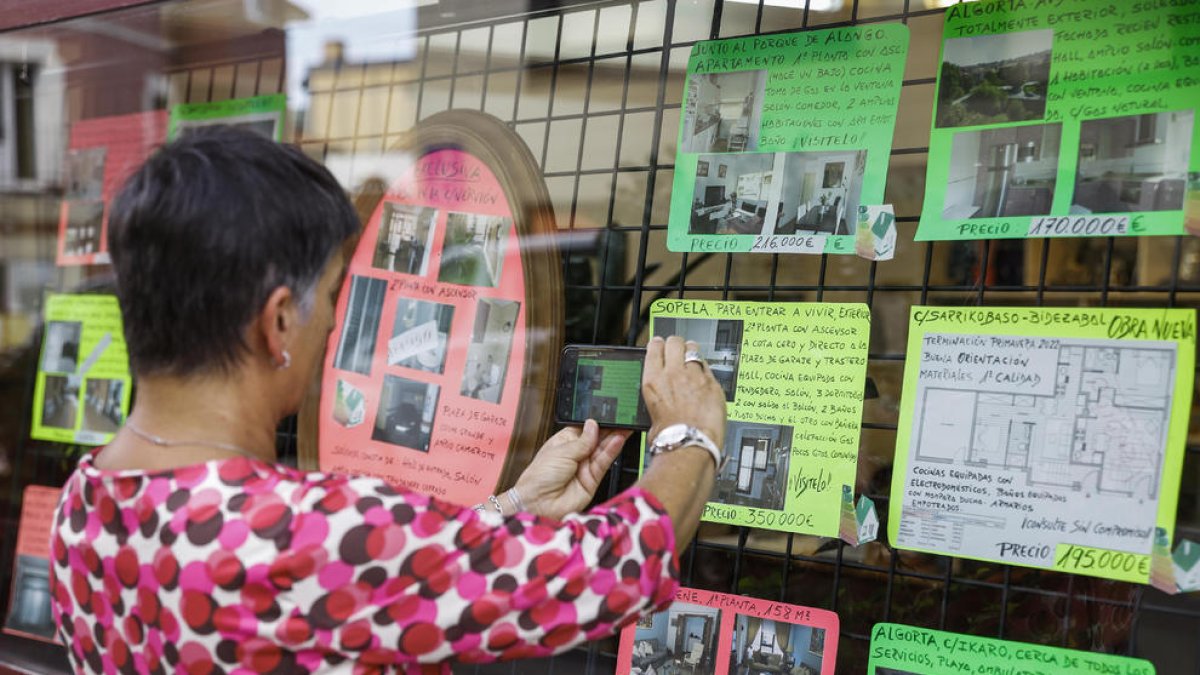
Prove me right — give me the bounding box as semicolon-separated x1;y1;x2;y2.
299;110;563;493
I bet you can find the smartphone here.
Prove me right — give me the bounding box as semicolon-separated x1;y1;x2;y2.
555;345;652;430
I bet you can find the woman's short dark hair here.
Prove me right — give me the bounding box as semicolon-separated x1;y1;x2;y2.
108;126;360;376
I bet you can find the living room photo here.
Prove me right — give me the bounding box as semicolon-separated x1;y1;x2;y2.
630;602;723;675
729;615;825;675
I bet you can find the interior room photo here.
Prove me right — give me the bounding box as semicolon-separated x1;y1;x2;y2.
729;615;824;675
681;69;767;154
1072;109;1194;214
390;298;455;374
772;150;866;236
40;321;81;373
81;378;123;434
61;201;104;257
941;123;1062;220
39;376;78;430
333;275;387;376
459;298;519;404
372;202;438;276
689;152;774;235
711;421;792;511
631;602;722;675
371;375;439;452
437;211;511;288
652;317;742;401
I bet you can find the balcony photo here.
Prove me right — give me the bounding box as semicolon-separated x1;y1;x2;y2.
1071;110;1194;214
681;70;767;154
942;123;1062;220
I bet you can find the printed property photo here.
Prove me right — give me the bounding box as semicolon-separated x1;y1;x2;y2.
936;29;1052;129
690;151;867;236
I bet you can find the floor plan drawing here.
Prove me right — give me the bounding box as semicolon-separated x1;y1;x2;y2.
913;340;1175;501
897;332;1182;569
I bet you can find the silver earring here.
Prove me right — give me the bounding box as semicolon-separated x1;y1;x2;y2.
278;350;291;370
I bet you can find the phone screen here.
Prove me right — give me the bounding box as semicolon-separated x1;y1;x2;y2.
557;346;651;429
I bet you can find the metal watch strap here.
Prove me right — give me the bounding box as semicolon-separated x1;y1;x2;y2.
651;425;724;471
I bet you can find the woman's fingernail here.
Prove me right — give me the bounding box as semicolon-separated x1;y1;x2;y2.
650;336;664;343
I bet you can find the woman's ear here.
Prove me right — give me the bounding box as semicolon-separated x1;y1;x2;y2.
258;285;295;368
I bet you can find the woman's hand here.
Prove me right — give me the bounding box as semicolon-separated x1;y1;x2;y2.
643;336;727;446
513;420;631;520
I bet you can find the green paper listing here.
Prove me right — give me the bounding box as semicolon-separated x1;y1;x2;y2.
868;623;1155;675
890;307;1195;584
668;25;908;255
169;93;286;141
642;299;870;539
917;0;1200;241
31;294;132;446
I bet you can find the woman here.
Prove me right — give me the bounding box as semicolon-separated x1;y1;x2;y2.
49;128;728;673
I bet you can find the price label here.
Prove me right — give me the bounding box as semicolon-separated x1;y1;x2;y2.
1028;215;1130;237
1053;543;1150;583
750;234;826;253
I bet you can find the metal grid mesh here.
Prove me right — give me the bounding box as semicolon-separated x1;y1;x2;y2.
2;0;1199;672
364;1;1200;673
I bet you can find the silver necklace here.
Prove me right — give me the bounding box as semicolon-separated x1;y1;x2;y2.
124;420;263;461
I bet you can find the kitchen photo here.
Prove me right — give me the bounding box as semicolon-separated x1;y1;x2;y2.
935;29;1052;128
681;69;767;154
690;152;775;235
1071;109;1194;214
630;601;722;675
459;298;519;404
772;150;867;236
371;375;439;453
941;123;1062;220
372;202;438;277
710;421;792;511
651;317;741;401
729;615;825;675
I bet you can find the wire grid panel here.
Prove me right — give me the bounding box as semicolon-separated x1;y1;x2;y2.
371;1;1200;674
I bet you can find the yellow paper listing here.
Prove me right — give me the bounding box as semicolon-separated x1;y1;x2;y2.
642;299;870;539
30;294;132;445
890;306;1195;584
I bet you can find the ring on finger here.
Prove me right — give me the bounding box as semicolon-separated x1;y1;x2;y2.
684;350;705;365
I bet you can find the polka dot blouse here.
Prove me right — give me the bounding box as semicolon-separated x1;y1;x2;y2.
49;451;680;673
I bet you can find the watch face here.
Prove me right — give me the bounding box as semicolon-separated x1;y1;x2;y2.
657;423;690;447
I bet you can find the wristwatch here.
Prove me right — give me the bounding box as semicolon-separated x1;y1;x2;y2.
649;424;726;472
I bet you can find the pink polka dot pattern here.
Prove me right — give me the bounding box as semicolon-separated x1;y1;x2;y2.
50;451;679;673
